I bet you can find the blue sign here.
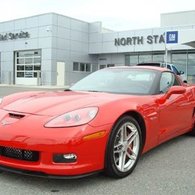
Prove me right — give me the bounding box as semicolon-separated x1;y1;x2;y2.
166;31;178;44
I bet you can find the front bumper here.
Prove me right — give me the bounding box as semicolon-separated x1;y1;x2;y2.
0;109;111;177
0;164;100;179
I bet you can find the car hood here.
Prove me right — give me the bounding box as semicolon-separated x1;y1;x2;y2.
2;91;132;116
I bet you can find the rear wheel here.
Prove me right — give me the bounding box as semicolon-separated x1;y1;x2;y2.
105;115;142;178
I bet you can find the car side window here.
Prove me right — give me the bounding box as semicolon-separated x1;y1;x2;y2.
167;64;171;70
160;72;179;93
172;66;180;75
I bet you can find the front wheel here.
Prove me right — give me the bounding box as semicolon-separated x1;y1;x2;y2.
105;115;142;178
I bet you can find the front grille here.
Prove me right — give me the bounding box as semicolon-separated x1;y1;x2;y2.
0;146;39;162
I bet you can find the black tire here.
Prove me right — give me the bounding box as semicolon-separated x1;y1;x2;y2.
189;126;195;136
104;115;142;178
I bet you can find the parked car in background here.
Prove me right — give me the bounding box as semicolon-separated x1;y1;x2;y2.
137;62;187;83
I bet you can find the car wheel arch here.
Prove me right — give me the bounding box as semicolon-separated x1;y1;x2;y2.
108;111;146;150
124;111;146;149
104;110;146;168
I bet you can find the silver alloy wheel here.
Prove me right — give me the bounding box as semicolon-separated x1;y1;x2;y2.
113;122;140;172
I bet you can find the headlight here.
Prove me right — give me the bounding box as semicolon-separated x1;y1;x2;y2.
45;107;98;128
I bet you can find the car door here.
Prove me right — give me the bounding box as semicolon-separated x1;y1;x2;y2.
158;72;193;142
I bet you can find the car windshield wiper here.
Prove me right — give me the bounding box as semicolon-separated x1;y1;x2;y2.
65;89;104;93
86;90;103;92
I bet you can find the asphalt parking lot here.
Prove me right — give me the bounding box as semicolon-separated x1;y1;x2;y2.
0;85;195;195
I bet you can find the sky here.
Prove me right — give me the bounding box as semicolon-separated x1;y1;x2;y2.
1;0;195;31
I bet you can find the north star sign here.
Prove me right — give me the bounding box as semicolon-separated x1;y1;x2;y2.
114;34;165;46
0;31;30;41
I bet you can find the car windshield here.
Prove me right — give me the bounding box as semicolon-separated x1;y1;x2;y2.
70;68;159;95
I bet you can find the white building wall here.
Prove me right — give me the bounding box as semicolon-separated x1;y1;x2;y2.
89;27;195;55
51;14;96;85
0;14;53;85
161;10;195;27
1;11;195;85
0;13;98;85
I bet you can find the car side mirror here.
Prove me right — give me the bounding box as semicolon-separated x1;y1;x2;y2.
179;71;184;75
157;86;186;104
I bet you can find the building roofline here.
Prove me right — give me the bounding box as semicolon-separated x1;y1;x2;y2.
161;10;195;16
0;12;91;25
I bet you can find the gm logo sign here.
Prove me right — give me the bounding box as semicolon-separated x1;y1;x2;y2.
166;31;178;44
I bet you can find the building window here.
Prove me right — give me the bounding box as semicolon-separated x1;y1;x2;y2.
80;63;85;71
107;64;115;68
125;55;139;65
187;53;195;83
139;54;152;63
171;51;195;83
171;52;187;77
152;54;164;62
125;53;164;66
73;62;92;72
73;62;79;71
98;64;115;69
17;72;24;77
86;63;91;72
99;65;106;69
17;65;24;71
15;50;41;78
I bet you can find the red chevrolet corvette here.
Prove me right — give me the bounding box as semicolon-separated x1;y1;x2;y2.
0;66;195;179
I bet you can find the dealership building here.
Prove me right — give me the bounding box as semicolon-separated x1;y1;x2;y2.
1;10;195;86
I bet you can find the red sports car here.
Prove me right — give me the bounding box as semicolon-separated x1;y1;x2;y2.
0;66;195;179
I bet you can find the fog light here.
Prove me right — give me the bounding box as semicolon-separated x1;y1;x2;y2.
53;153;77;163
